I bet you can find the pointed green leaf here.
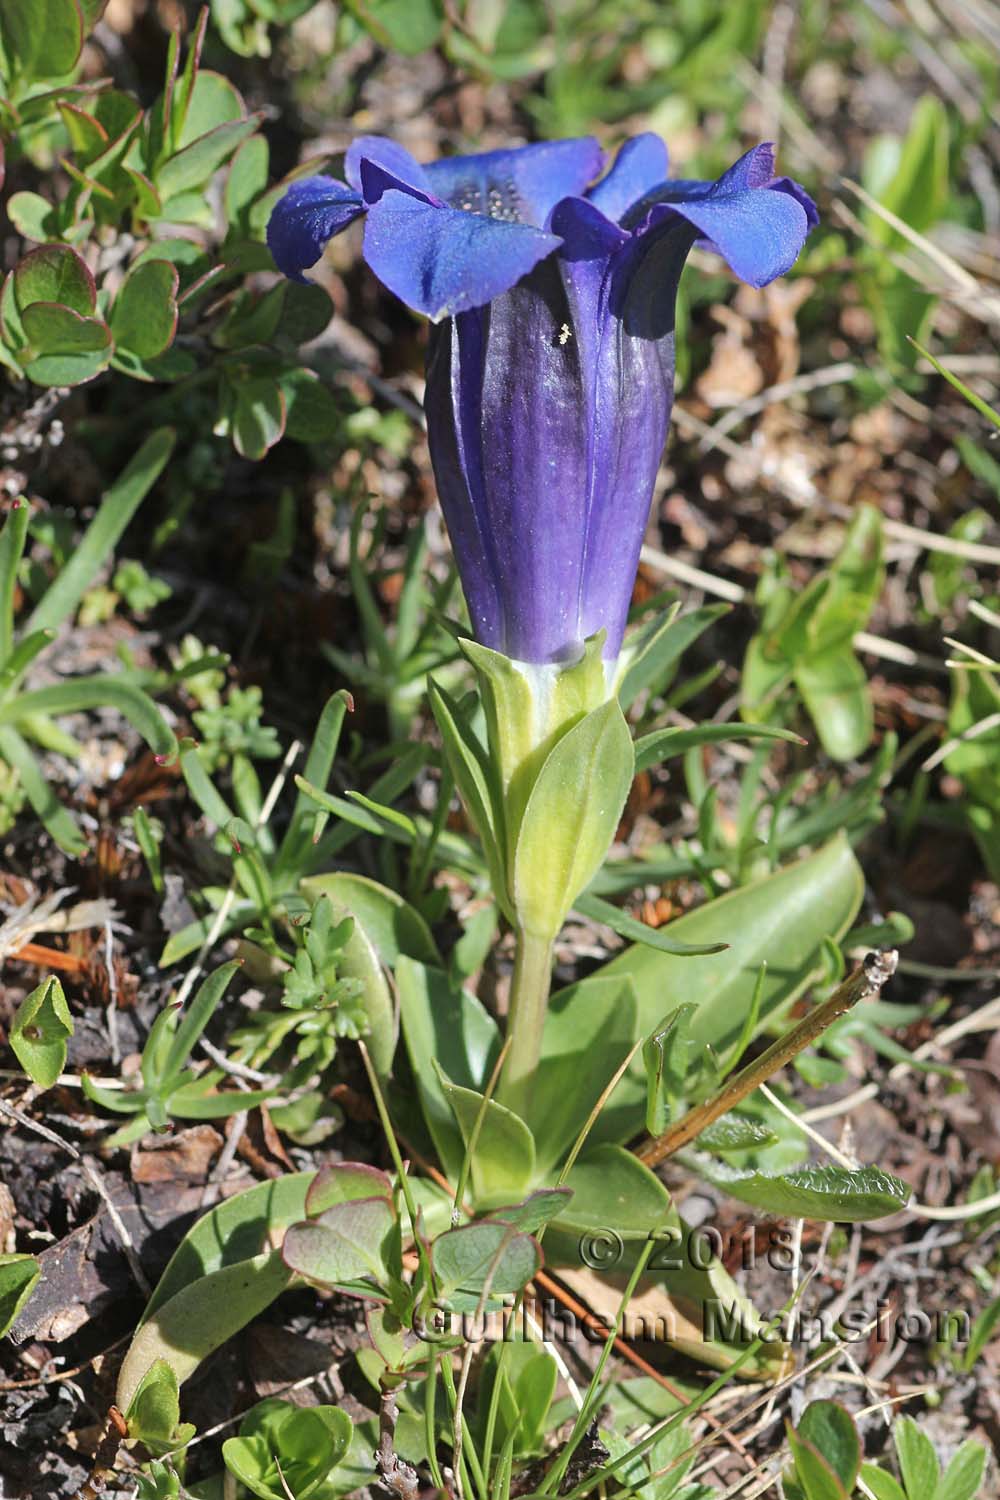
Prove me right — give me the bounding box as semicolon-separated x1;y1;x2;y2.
10;975;74;1089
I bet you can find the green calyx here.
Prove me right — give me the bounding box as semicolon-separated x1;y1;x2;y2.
430;633;635;943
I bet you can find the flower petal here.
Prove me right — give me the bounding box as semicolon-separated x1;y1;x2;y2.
424;137;604;228
586;133;670;224
649;178;812;287
266;175;364;283
345;134;432;198
362;187;560;320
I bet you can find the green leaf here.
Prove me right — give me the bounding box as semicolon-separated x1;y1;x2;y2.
14;245;95;316
305;1163;392;1217
864;94;949;244
933;1439;988;1500
590;836;864;1126
143;1173;316;1323
281;1196;395;1289
342;0;443;53
124;1358;194;1452
428;676;509;919
696;1115;778;1153
859;1464;907;1500
225;133;270;232
431;1220;541;1304
280;368;341;442
440;1075;536;1206
634;720;804;774
301;872;439;968
912;340;1000;431
644;1003;695;1136
397;957;501;1179
894;1418;940;1499
618;602;729;711
489;1188;574;1235
20;304;112;387
0;501;30;666
0;725;86;855
230;377;286;460
110;260;179;361
10;975;74;1088
163;961;240;1082
0;1254;41;1337
224;1401;353;1500
0;0;84;81
575;891;727;956
7;192;60;242
530;975;639;1174
684;1155;910;1221
116;1251;294;1413
794;648;872;761
1;676;176;762
27;428;175;636
961;1293;1000;1373
513;697;634;940
797;1402;860;1493
157;117;259;199
786;1419;848;1500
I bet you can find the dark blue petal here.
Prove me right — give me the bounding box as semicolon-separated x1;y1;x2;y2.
655;187;811;286
362;187;559;320
770;174;820;230
344;134;432;198
716;142;778;191
266;175;364;283
586;133;670;224
424;137;603;228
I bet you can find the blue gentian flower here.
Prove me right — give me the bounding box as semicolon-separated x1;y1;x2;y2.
268;133;817;665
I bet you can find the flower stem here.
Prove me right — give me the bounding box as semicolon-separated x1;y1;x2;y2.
497;927;554;1120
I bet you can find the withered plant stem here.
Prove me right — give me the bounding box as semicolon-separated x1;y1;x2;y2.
635;950;898;1170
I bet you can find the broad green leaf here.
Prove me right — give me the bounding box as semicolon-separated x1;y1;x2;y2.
859;1464;907;1500
0;1253;41;1336
110;260;179;361
894;1417;940;1499
588;835;864;1125
530;975;639;1173
10;976;74;1088
7;192;59;242
230;377;286;460
225;133;270;231
0;0;84;82
305;1163;392;1217
343;0;443;53
124;1358;194;1452
397;956;501;1179
685;1155;910;1221
280;367;341;442
552;1144;674;1249
157;118;259;199
223;1401;353;1500
143;1173;316;1322
431;1220;541;1303
696;1115;777;1153
20;304;112;387
441;1076;536;1205
794;648;872;761
786;1420;848;1500
864;94;949;243
281;1196;395;1289
117;1251;293;1413
301;872;439;968
27;428;175;635
797;1402;860;1493
934;1440;988;1500
513;697;634;939
14;244;95;315
489;1188;574;1235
